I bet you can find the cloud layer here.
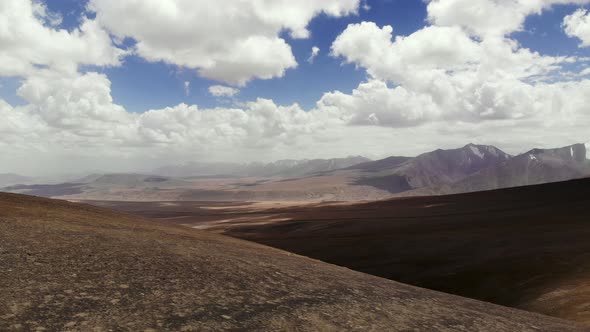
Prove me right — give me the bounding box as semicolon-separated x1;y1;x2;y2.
0;0;125;76
1;0;589;175
88;0;360;86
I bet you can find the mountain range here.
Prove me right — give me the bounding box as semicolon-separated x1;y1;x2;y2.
344;143;589;196
2;143;588;201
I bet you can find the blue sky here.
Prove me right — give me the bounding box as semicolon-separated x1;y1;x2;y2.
1;0;590;174
28;0;588;113
2;1;590;111
40;0;590;112
28;0;428;112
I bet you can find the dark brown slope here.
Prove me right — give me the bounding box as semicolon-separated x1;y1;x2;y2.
221;178;590;325
1;194;583;331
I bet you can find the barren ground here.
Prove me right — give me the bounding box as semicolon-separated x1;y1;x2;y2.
94;178;590;326
1;192;587;331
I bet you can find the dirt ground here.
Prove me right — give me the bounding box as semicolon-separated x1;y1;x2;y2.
94;178;590;326
1;192;586;331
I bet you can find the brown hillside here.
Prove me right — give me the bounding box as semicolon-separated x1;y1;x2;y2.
215;178;590;325
0;193;585;331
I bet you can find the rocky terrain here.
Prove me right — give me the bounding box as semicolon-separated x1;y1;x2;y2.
94;178;590;326
214;178;590;325
3;193;586;331
446;143;589;193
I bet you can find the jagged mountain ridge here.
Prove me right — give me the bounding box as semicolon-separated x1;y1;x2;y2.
444;143;589;194
2;143;588;201
351;144;513;194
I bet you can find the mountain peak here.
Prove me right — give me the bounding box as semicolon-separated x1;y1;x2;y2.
526;143;586;163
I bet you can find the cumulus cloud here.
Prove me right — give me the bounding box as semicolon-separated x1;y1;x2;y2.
563;9;590;47
426;0;590;38
1;0;590;175
0;0;126;77
317;80;439;127
88;0;360;86
308;46;320;63
329;14;588;127
1;69;588;175
208;85;239;98
0;71;336;173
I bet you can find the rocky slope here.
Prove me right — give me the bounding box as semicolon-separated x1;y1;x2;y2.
218;178;590;325
1;193;585;331
447;143;589;193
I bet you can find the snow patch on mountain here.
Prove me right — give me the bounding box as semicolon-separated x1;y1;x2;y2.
469;146;484;159
486;146;499;157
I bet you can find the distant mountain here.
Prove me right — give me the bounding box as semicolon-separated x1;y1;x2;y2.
0;173;34;187
4;144;588;202
90;173;176;186
346;156;412;172
153;162;246;178
154;156;371;178
245;156;371;177
448;143;589;194
353;144;512;193
3;173;192;199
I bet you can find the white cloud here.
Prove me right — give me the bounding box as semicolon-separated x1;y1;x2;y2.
0;71;332;173
308;46;320;63
317;80;439;127
426;0;590;38
1;69;588;175
32;0;63;27
1;0;590;175
89;0;360;86
329;18;586;127
208;85;239;98
563;9;590;47
0;0;126;77
16;70;134;141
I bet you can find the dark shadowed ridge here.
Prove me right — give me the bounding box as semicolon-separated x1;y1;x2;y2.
223;178;590;325
0;192;585;331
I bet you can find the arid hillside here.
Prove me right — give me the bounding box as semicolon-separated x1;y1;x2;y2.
212;178;590;325
0;193;585;331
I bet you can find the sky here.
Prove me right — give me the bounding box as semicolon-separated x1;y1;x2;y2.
1;0;590;176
